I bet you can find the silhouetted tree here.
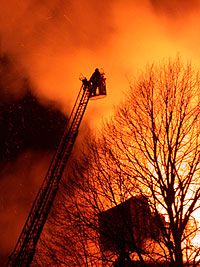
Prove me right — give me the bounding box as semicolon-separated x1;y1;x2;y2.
37;58;200;267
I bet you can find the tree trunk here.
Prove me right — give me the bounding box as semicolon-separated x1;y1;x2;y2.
174;239;183;267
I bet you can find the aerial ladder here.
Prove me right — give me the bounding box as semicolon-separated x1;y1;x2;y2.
7;69;106;267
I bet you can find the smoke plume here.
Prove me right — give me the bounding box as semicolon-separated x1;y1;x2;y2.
1;0;200;265
1;0;200;126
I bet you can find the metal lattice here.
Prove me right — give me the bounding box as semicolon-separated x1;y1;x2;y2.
7;81;91;267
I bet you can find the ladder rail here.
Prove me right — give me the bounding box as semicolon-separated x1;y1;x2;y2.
7;84;91;266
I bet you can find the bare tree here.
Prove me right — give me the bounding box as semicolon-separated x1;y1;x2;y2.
36;58;200;267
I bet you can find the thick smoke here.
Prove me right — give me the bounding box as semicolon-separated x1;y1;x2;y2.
1;0;200;265
0;56;67;265
1;0;200;127
0;151;52;263
151;0;200;16
0;94;67;264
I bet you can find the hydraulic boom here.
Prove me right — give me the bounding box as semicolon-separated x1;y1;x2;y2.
7;70;106;266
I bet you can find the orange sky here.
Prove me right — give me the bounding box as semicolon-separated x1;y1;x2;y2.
1;0;200;128
2;0;200;262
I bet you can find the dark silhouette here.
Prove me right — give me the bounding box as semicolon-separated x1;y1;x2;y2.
36;59;200;266
7;70;101;267
82;77;89;88
89;68;102;96
99;196;160;266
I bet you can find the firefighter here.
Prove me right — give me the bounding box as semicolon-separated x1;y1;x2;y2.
89;68;102;96
82;77;89;89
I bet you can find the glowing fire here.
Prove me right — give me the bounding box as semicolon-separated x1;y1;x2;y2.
2;0;200;264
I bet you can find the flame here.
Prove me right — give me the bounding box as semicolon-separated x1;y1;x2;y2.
2;0;200;264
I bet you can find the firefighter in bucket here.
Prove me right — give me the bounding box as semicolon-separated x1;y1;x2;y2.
89;68;106;98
